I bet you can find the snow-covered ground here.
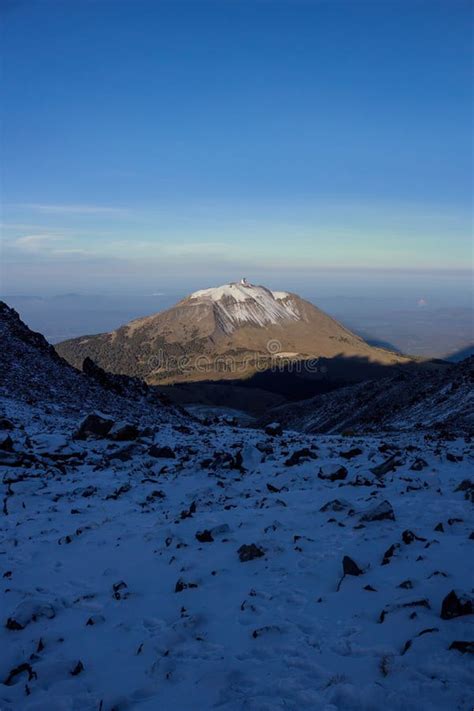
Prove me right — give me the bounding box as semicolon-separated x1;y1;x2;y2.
1;397;473;711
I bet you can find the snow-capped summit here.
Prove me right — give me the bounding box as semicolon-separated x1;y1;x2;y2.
189;282;299;333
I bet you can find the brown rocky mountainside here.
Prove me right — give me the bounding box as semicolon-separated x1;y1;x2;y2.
55;282;411;384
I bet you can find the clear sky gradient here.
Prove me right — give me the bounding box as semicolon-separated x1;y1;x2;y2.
1;0;472;294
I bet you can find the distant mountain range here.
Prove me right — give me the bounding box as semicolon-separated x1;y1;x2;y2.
55;282;411;384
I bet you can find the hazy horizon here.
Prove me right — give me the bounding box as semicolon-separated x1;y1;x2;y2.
4;267;472;359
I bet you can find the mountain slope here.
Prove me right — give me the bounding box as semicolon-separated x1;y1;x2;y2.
0;300;183;424
257;356;474;434
56;282;410;384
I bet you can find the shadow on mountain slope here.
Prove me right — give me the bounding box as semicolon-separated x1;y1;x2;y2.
153;355;446;414
446;344;474;362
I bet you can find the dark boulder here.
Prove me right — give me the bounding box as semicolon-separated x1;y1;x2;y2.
109;423;140;441
264;422;282;437
449;640;474;654
343;555;363;576
318;464;348;482
149;445;176;459
238;544;265;562
360;500;395;523
340;447;363;460
196;530;214;543
440;591;473;620
284;448;317;467
74;413;114;440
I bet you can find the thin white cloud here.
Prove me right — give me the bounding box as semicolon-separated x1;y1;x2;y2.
16;203;129;216
14;235;66;252
161;242;232;257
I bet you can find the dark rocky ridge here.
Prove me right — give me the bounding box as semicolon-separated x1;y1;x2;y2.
0;301;184;424
257;356;474;434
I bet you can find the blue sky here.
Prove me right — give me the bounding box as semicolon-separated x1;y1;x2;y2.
1;0;472;294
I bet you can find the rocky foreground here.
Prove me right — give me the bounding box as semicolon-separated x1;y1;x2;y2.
1;399;473;711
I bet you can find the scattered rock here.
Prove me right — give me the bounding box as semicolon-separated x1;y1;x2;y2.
360;500;395;523
264;422;282;437
0;434;14;451
343;555;363;576
440;591;473;620
402;529;426;544
340;447;363;460
318;464;348;482
109;422;140;441
382;544;399;565
370;454;402;478
74;413;114;439
175;578;198;592
70;660;84;676
410;458;428;471
196;529;214;543
112;581;129;600
379;599;430;623
106;483;132;500
4;662;37;686
284;448;317;467
320;498;352;513
149;445;176;459
6;600;56;630
238;543;265;562
180;501;197;519
449;640;474;654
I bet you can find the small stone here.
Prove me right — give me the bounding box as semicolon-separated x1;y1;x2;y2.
175;579;198;592
370;454;401;477
449;640;474;654
70;660;84;676
318;465;348;482
109;423;140;441
265;422;282;437
343;555;363;576
410;458;428;471
382;544;399;565
284;448;317;467
339;447;363;460
196;530;214;543
440;590;473;620
402;529;426;544
112;581;129;600
74;413;114;439
360;500;395;523
238;544;265;562
320;499;351;513
149;445;176;459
